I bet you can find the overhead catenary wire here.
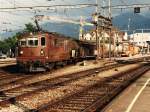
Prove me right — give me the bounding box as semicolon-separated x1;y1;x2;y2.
0;1;96;33
0;3;97;10
102;4;150;9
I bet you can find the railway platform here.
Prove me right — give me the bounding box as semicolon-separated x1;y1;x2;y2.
0;58;16;63
114;54;150;61
0;58;16;67
103;70;150;112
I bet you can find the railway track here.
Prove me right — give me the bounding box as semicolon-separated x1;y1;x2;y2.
0;57;149;112
0;63;146;112
0;62;132;112
0;63;122;101
0;70;29;86
34;63;150;112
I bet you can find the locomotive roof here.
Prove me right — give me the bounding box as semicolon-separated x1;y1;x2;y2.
18;31;95;46
18;31;76;39
47;32;95;46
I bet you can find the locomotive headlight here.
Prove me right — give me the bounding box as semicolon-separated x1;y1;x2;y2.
20;51;23;54
40;49;44;55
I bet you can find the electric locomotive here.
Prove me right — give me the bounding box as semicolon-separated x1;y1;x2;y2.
16;31;95;72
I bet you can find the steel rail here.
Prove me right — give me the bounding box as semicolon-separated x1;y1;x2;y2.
35;64;150;112
0;63;122;104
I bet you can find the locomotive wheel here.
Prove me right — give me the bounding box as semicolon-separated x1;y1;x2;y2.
61;61;67;67
46;63;55;71
73;59;78;65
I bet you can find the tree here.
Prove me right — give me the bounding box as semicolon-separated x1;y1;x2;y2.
0;36;17;56
0;22;38;56
24;23;37;32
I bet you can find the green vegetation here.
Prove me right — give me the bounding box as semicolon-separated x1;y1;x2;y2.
0;36;17;55
24;23;37;32
0;22;37;56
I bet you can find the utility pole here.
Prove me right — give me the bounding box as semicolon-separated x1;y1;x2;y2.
102;28;105;58
102;0;105;59
148;43;150;54
79;16;84;40
14;0;16;8
128;18;131;31
133;30;135;55
108;0;112;60
95;0;99;59
96;0;98;12
142;29;144;55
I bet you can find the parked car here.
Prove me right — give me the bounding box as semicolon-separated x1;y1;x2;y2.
0;54;7;59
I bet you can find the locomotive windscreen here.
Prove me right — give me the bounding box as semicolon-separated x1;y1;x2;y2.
19;37;39;47
19;39;26;46
27;38;38;46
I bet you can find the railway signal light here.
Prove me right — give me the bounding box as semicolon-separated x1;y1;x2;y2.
134;7;140;13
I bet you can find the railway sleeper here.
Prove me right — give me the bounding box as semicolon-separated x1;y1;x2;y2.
50;108;83;112
86;90;106;95
73;98;96;102
53;105;85;111
62;103;90;108
68;100;92;105
77;94;99;98
106;82;123;87
79;67;150;111
23;65;149;111
73;97;97;102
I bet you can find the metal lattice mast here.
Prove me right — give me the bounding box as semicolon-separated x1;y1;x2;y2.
108;0;112;60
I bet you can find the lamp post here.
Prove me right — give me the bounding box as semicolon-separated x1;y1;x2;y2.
116;33;119;57
132;30;135;55
92;13;99;60
142;29;144;55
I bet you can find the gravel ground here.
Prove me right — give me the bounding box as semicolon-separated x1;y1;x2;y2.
0;104;24;112
0;63;142;112
0;60;115;92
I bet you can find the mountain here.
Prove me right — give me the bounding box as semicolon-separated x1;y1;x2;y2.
143;12;150;19
41;22;93;39
112;12;150;31
0;30;20;40
0;22;93;40
1;12;150;39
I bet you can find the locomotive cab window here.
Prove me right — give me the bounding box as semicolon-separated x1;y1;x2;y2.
27;38;38;47
41;37;46;46
19;39;26;46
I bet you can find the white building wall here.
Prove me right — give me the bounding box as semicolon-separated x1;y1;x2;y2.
130;33;150;47
83;32;109;41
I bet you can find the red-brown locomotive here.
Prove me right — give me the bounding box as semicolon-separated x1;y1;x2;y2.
16;32;95;72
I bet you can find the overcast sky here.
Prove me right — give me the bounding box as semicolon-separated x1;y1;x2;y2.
0;0;150;33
